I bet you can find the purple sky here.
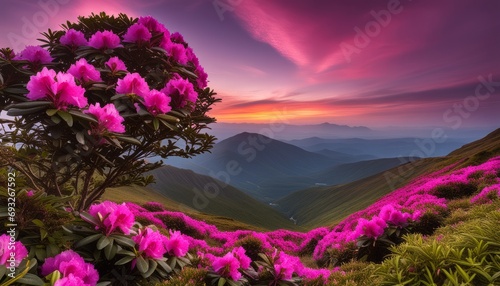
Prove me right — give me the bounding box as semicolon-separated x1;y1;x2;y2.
0;0;499;128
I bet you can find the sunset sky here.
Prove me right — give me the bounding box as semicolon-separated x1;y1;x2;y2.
0;0;499;128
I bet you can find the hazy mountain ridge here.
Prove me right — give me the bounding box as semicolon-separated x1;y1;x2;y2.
287;137;466;158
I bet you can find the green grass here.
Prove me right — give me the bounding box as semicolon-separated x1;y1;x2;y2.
102;185;273;232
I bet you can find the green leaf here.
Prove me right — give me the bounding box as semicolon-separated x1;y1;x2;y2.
114;256;135;266
110;235;136;248
136;256;149;274
157;259;172;273
74;233;102;248
104;243;117;260
31;219;45;228
6;106;48;116
12;273;44;286
96;235;111;250
57;111;73;127
8;101;52;109
68;110;98;123
110;94;129;101
47;270;62;285
80;212;101;225
116;136;141;145
156;114;180;123
76;132;85;144
153;117;159;130
159;119;176;130
46;109;58;116
51;116;61;124
142;259;157;278
218;277;227;286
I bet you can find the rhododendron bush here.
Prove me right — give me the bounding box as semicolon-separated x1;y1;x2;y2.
0;13;218;211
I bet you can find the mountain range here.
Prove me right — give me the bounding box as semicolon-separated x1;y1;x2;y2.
162;132;420;201
128;128;500;231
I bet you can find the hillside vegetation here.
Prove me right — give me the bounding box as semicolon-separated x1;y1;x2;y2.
278;128;500;228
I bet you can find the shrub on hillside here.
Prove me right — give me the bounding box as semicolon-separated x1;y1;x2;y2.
431;182;478;200
0;12;218;211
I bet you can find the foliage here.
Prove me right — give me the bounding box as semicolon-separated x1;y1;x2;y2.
0;12;219;211
375;206;500;285
233;236;265;263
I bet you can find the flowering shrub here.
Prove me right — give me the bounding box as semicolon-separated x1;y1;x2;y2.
0;12;218;211
0;234;28;268
41;250;99;286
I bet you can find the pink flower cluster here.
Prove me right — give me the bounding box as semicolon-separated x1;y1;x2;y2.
133;227;168;260
88;201;135;235
211;247;251;281
85;103;125;134
15;15;208;138
13;45;53;65
0;234;28;267
471;183;500;204
27;67;87;110
41;250;99;286
132;227;190;261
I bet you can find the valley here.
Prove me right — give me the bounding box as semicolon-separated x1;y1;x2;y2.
143;127;500;230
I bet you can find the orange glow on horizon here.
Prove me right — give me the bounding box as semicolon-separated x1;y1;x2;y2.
210;101;370;124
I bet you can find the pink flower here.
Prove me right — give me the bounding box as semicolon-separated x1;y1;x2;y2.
60;29;88;47
212;252;242;281
143;89;171;116
133;228;168;260
163;42;188;65
105;57;127;73
41;250;99;286
231;247;251;270
54;274;86;286
26;190;35;197
354;216;387;239
67;58;102;83
123;23;152;43
274;251;296;280
379;205;411;227
26;67;87;109
88;201;134;235
164;230;189;257
170;32;185;43
185;47;200;66
195;65;208;89
14;45;53;64
115;73;150;97
138;16;169;35
88;30;121;49
0;234;28;267
85;103;126;134
160;76;198;109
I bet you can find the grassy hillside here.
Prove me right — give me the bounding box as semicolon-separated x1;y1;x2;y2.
310;157;417;185
278;128;500;229
147;165;299;230
102;185;274;232
277;158;440;228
